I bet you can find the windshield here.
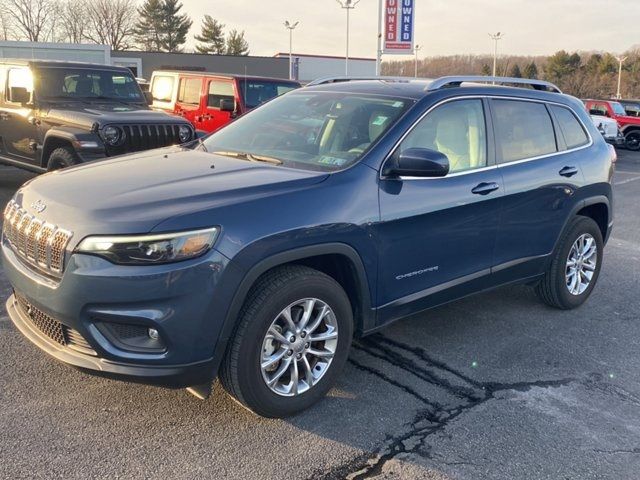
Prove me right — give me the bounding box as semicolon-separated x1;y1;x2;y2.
238;79;300;109
35;67;144;102
201;91;412;172
611;102;627;116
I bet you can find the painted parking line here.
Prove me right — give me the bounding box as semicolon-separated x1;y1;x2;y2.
615;176;640;186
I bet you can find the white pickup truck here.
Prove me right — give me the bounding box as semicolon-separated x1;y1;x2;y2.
590;114;625;146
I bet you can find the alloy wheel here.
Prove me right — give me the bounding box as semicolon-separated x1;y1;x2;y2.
565;233;598;296
260;298;339;397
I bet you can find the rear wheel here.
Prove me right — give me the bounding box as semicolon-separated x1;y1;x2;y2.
47;146;80;171
625;131;640;151
535;216;603;309
220;265;353;418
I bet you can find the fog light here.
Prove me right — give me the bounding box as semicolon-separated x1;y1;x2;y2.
148;328;159;340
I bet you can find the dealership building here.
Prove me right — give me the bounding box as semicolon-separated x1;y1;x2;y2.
0;40;376;83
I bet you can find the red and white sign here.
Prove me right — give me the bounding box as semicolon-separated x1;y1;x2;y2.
383;0;415;55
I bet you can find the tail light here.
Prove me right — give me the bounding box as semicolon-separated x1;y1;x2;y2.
607;144;617;164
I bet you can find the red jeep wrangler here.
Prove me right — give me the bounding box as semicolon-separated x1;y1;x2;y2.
584;99;640;150
149;71;300;133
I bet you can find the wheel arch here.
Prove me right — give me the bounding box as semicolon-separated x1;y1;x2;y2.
209;243;375;380
41;134;74;168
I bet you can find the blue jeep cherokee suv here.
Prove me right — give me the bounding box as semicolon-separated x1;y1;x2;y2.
2;76;614;417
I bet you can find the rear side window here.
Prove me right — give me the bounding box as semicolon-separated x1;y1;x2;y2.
492;100;557;163
550;105;589;149
207;80;235;108
177;77;201;105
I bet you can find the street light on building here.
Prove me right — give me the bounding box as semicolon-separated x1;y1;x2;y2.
488;32;505;82
414;44;422;78
336;0;361;76
284;20;299;80
616;55;627;100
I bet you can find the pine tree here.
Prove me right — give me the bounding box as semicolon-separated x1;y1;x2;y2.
134;0;164;51
194;15;225;54
134;0;192;52
481;64;491;76
509;64;522;78
161;0;192;52
226;29;249;56
523;61;538;79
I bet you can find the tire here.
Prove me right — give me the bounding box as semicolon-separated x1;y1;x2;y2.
535;216;604;310
624;131;640;151
47;146;80;171
220;265;353;418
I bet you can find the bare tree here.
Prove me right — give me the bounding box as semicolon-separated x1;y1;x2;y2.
58;0;89;43
0;9;14;40
85;0;136;50
1;0;57;41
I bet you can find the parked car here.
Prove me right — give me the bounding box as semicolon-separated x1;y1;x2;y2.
589;113;624;146
617;99;640;117
0;60;195;173
2;76;614;418
584;99;640;150
149;70;300;133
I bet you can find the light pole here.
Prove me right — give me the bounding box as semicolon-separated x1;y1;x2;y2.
616;55;627;100
414;44;422;78
488;32;504;82
284;20;299;80
336;0;360;76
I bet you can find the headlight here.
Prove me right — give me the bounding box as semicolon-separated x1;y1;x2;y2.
75;227;219;265
178;125;192;143
102;126;123;146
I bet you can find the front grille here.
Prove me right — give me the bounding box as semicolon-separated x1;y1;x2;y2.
3;200;72;277
15;292;96;356
106;123;188;155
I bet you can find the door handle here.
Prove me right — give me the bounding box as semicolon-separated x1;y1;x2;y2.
559;166;579;177
471;182;500;195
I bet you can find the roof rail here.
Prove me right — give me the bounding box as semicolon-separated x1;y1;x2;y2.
427;76;562;93
306;76;419;86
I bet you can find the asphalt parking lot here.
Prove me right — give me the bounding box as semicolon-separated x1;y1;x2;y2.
1;151;639;480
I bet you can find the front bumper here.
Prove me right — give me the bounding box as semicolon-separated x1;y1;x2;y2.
2;240;231;388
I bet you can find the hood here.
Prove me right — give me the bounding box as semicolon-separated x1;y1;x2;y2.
13;148;329;241
41;102;188;129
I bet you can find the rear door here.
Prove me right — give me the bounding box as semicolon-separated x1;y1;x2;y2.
490;98;589;280
198;78;236;133
174;75;203;127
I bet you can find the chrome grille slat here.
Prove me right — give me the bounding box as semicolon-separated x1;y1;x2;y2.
2;200;73;278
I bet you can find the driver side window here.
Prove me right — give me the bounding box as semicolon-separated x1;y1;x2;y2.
399;99;487;174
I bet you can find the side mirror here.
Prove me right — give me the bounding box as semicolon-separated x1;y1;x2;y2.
219;98;235;112
384;148;450;178
144;91;154;104
9;86;30;104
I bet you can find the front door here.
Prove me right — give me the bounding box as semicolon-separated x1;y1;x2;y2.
0;67;38;166
197;78;236;133
376;98;503;323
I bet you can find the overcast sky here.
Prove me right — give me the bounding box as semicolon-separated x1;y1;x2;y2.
179;0;640;59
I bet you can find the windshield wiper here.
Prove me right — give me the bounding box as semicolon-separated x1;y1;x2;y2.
213;151;283;165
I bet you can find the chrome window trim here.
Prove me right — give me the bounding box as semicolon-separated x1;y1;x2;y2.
380;94;594;181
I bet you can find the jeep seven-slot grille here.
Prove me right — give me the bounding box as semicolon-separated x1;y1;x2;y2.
2;200;73;277
107;123;186;155
15;292;96;355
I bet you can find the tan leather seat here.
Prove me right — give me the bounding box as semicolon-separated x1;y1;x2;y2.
434;112;470;172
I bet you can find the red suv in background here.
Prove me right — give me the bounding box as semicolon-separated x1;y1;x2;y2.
584;99;640;150
149;71;300;133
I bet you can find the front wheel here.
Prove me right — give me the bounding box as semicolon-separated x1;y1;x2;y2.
625;131;640;151
47;146;80;171
535;216;604;309
220;265;353;418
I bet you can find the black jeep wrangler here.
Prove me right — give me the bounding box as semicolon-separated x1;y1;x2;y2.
0;60;195;172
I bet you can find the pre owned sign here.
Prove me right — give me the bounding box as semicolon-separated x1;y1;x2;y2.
383;0;415;55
